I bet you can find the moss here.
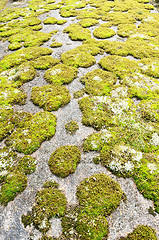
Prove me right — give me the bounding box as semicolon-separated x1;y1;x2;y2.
57;19;67;25
0;172;27;205
8;29;51;48
0;47;52;72
77;8;101;19
120;225;157;240
64;24;91;41
32;56;60;70
60;0;87;9
102;12;136;25
50;30;58;35
48;145;81;177
137;100;159;123
31;85;71;111
8;42;23;51
93;24;116;39
0;105;14;141
31;24;43;31
44;64;78;85
62;173;125;239
5;111;57;154
43;17;57;24
22;181;67;233
17;156;36;175
73;89;85;98
50;41;63;48
59;7;77;18
80;69;117;96
61;47;96;68
99;55;140;79
117;24;137;38
139;58;159;78
79;18;99;28
65;121;79;134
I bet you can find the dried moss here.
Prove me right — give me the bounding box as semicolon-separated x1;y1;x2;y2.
120;225;157;240
22;181;67;233
5;111;57;154
65;120;79;134
48;145;81;177
44;64;78;85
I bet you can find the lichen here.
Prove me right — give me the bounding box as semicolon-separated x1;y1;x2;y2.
65;120;79;134
5;111;57;154
22;181;67;234
48;145;81;177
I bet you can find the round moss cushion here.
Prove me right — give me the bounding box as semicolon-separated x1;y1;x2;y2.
93;24;116;39
49;145;81;177
31;85;71;111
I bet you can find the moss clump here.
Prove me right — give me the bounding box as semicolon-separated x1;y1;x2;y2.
120;225;157;240
61;47;96;68
49;145;81;177
8;42;23;51
8;29;51;48
65;121;79;134
0;172;27;206
62;173;125;239
5;111;57;154
73;89;85;98
31;85;71;111
0;47;52;72
137;100;159;123
44;64;78;85
80;69;117;96
99;55;140;79
22;181;67;233
102;12;136;25
0;105;14;141
32;56;60;70
50;42;63;48
93;24;116;39
117;24;137;38
16;156;36;175
60;7;77;18
77;8;101;20
43;17;57;24
139;58;159;78
64;24;91;41
57;19;67;25
10;111;32;127
79;18;99;28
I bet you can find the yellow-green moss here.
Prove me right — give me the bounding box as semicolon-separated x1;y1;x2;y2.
57;19;67;25
80;69;117;96
117;24;137;38
73;89;85;98
32;56;60;70
93;24;116;39
102;12;136;25
44;64;78;85
48;145;81;177
139;57;159;78
65;120;79;134
5;111;57;154
8;42;23;51
43;17;57;24
50;41;63;48
77;8;101;19
0;47;52;72
64;23;91;41
120;225;157;240
59;7;77;18
31;85;71;111
0;105;14;141
22;181;67;233
62;173;125;239
78;18;99;28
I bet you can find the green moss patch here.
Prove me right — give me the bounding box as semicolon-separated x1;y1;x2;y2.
117;24;137;38
8;42;23;51
0;105;14;141
79;18;99;28
62;173;125;239
22;181;67;233
48;145;81;177
64;24;91;41
43;17;58;24
32;56;60;70
80;69;117;96
31;85;71;111
139;58;159;78
5;111;57;154
0;47;52;72
73;89;85;98
102;12;136;25
50;41;63;48
120;225;157;240
44;64;78;85
65;120;79;134
93;24;116;39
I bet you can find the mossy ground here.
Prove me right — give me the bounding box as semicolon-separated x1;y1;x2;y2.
31;85;71;111
61;173;125;239
65;120;79;134
48;145;81;177
22;181;67;235
44;64;78;85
